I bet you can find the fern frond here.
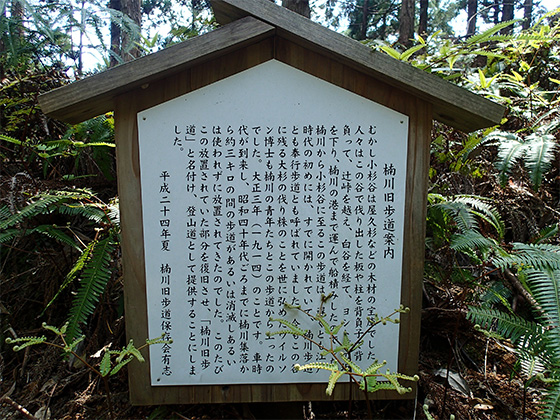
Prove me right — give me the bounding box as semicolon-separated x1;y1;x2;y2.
340;353;363;374
524;133;558;190
100;351;112;376
493;243;560;271
6;335;47;351
0;229;21;243
485;32;558;43
364;360;386;375
32;225;81;250
466;19;520;45
294;362;339;372
494;133;525;186
42;241;95;315
66;236;116;341
0;205;12;221
467;306;542;343
326;369;345;396
0;134;23;146
109;355;134;376
524;268;560;328
0;195;65;230
431;200;478;233
454;196;505;238
268;318;308;336
379;373;413;394
450;230;498;253
57;203;107;223
542;381;560;420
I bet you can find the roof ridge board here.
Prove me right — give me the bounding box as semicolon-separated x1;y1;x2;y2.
211;0;505;131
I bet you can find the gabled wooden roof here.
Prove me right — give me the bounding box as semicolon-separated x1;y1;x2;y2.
39;0;505;132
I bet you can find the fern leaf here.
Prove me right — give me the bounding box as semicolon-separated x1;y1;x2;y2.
110;355;134;376
533;224;559;244
42;241;95;315
381;373;412;394
524;268;560;329
493;243;560;271
316;314;333;335
7;336;47;351
467;306;542;343
100;351;112;376
340;353;363;374
542;381;560;420
268;318;308;336
0;134;23;146
524;133;557;191
466;19;520;45
0;229;21;243
494;134;525;186
450;230;498;253
66;236;115;341
57;203;107;223
364;360;386;375
294;362;339;372
0;205;12;221
454;196;505;238
0;195;64;230
32;225;81;250
326;370;345;396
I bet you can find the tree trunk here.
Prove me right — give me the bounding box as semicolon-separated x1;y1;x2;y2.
522;0;533;30
418;0;428;37
466;0;477;37
398;0;415;47
109;0;122;67
121;0;141;60
281;0;310;18
501;0;515;34
109;0;141;67
360;0;369;40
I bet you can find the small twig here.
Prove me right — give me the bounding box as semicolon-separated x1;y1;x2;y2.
484;336;490;380
0;395;40;420
503;268;545;318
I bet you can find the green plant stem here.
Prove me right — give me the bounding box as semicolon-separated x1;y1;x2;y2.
363;377;373;419
42;340;116;420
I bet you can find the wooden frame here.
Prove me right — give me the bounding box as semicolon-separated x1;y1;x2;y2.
114;35;430;405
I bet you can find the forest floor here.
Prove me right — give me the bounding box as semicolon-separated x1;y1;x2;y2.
0;266;546;419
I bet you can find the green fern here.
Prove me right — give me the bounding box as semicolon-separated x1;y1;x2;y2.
483;130;558;190
465;19;521;45
32;225;81;250
468;306;543;345
42;241;96;315
469;242;560;419
66;234;116;341
493;243;560;271
0;194;65;230
450;230;499;253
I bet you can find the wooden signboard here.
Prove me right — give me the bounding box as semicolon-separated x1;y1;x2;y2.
38;0;505;406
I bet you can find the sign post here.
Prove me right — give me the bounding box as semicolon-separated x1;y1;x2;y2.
39;0;505;406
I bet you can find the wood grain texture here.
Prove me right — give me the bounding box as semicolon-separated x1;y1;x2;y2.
38;17;275;124
212;0;505;132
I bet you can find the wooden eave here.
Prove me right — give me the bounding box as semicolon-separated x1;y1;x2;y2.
38;16;275;124
40;0;505;132
211;0;505;133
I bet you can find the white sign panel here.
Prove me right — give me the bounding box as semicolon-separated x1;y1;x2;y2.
137;60;408;386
